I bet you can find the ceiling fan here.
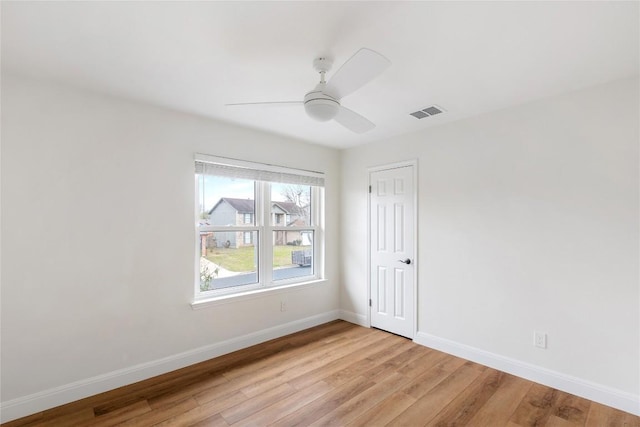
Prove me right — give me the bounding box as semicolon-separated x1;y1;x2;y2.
226;48;391;133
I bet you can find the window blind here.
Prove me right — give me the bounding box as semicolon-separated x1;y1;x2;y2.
195;158;325;187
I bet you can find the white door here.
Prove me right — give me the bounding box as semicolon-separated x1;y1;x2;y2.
369;165;415;339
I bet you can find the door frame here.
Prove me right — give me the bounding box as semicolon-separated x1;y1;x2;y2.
367;159;419;339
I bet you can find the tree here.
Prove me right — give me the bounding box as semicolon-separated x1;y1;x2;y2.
280;184;310;208
280;184;311;224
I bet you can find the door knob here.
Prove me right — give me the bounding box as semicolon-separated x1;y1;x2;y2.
398;258;411;265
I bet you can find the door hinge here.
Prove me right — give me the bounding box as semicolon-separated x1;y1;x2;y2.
369;185;372;193
369;299;372;307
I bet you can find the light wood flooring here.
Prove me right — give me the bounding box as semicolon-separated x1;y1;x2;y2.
4;320;639;426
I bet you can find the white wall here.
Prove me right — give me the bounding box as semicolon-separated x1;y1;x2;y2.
2;72;638;420
0;74;341;420
341;77;639;413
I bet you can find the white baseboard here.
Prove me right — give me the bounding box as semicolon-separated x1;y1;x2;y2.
414;331;640;416
338;309;368;327
0;310;340;423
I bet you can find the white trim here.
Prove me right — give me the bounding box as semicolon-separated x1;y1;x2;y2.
411;160;418;339
414;331;640;416
368;159;418;173
338;310;368;327
192;279;327;309
0;310;340;423
366;174;372;328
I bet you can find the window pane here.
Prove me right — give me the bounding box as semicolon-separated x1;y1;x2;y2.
273;231;313;281
196;160;323;296
197;175;255;227
199;231;258;291
270;184;311;226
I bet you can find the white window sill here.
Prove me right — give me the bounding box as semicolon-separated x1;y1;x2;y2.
191;279;327;310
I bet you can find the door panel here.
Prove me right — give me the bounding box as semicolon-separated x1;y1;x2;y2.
370;165;415;338
394;268;405;318
377;266;387;314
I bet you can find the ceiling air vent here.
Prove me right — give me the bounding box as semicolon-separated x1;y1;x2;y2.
410;105;445;119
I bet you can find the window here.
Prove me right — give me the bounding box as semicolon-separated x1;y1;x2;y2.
195;155;324;299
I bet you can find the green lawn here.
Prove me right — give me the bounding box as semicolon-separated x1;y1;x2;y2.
204;245;310;272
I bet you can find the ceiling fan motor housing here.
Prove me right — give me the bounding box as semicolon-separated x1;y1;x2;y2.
304;83;339;122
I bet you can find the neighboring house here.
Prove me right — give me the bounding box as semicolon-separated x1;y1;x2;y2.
271;201;308;246
208;198;309;248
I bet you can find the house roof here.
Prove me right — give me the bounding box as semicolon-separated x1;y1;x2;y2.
272;201;303;215
209;198;305;216
209;198;254;214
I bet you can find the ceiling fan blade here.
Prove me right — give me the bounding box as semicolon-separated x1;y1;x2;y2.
325;48;391;99
225;101;302;107
334;105;375;134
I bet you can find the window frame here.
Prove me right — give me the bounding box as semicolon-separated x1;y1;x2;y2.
194;154;324;303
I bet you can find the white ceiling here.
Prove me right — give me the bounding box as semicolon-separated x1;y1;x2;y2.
2;1;638;149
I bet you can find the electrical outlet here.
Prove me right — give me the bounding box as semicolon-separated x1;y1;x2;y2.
280;301;287;312
534;331;547;349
